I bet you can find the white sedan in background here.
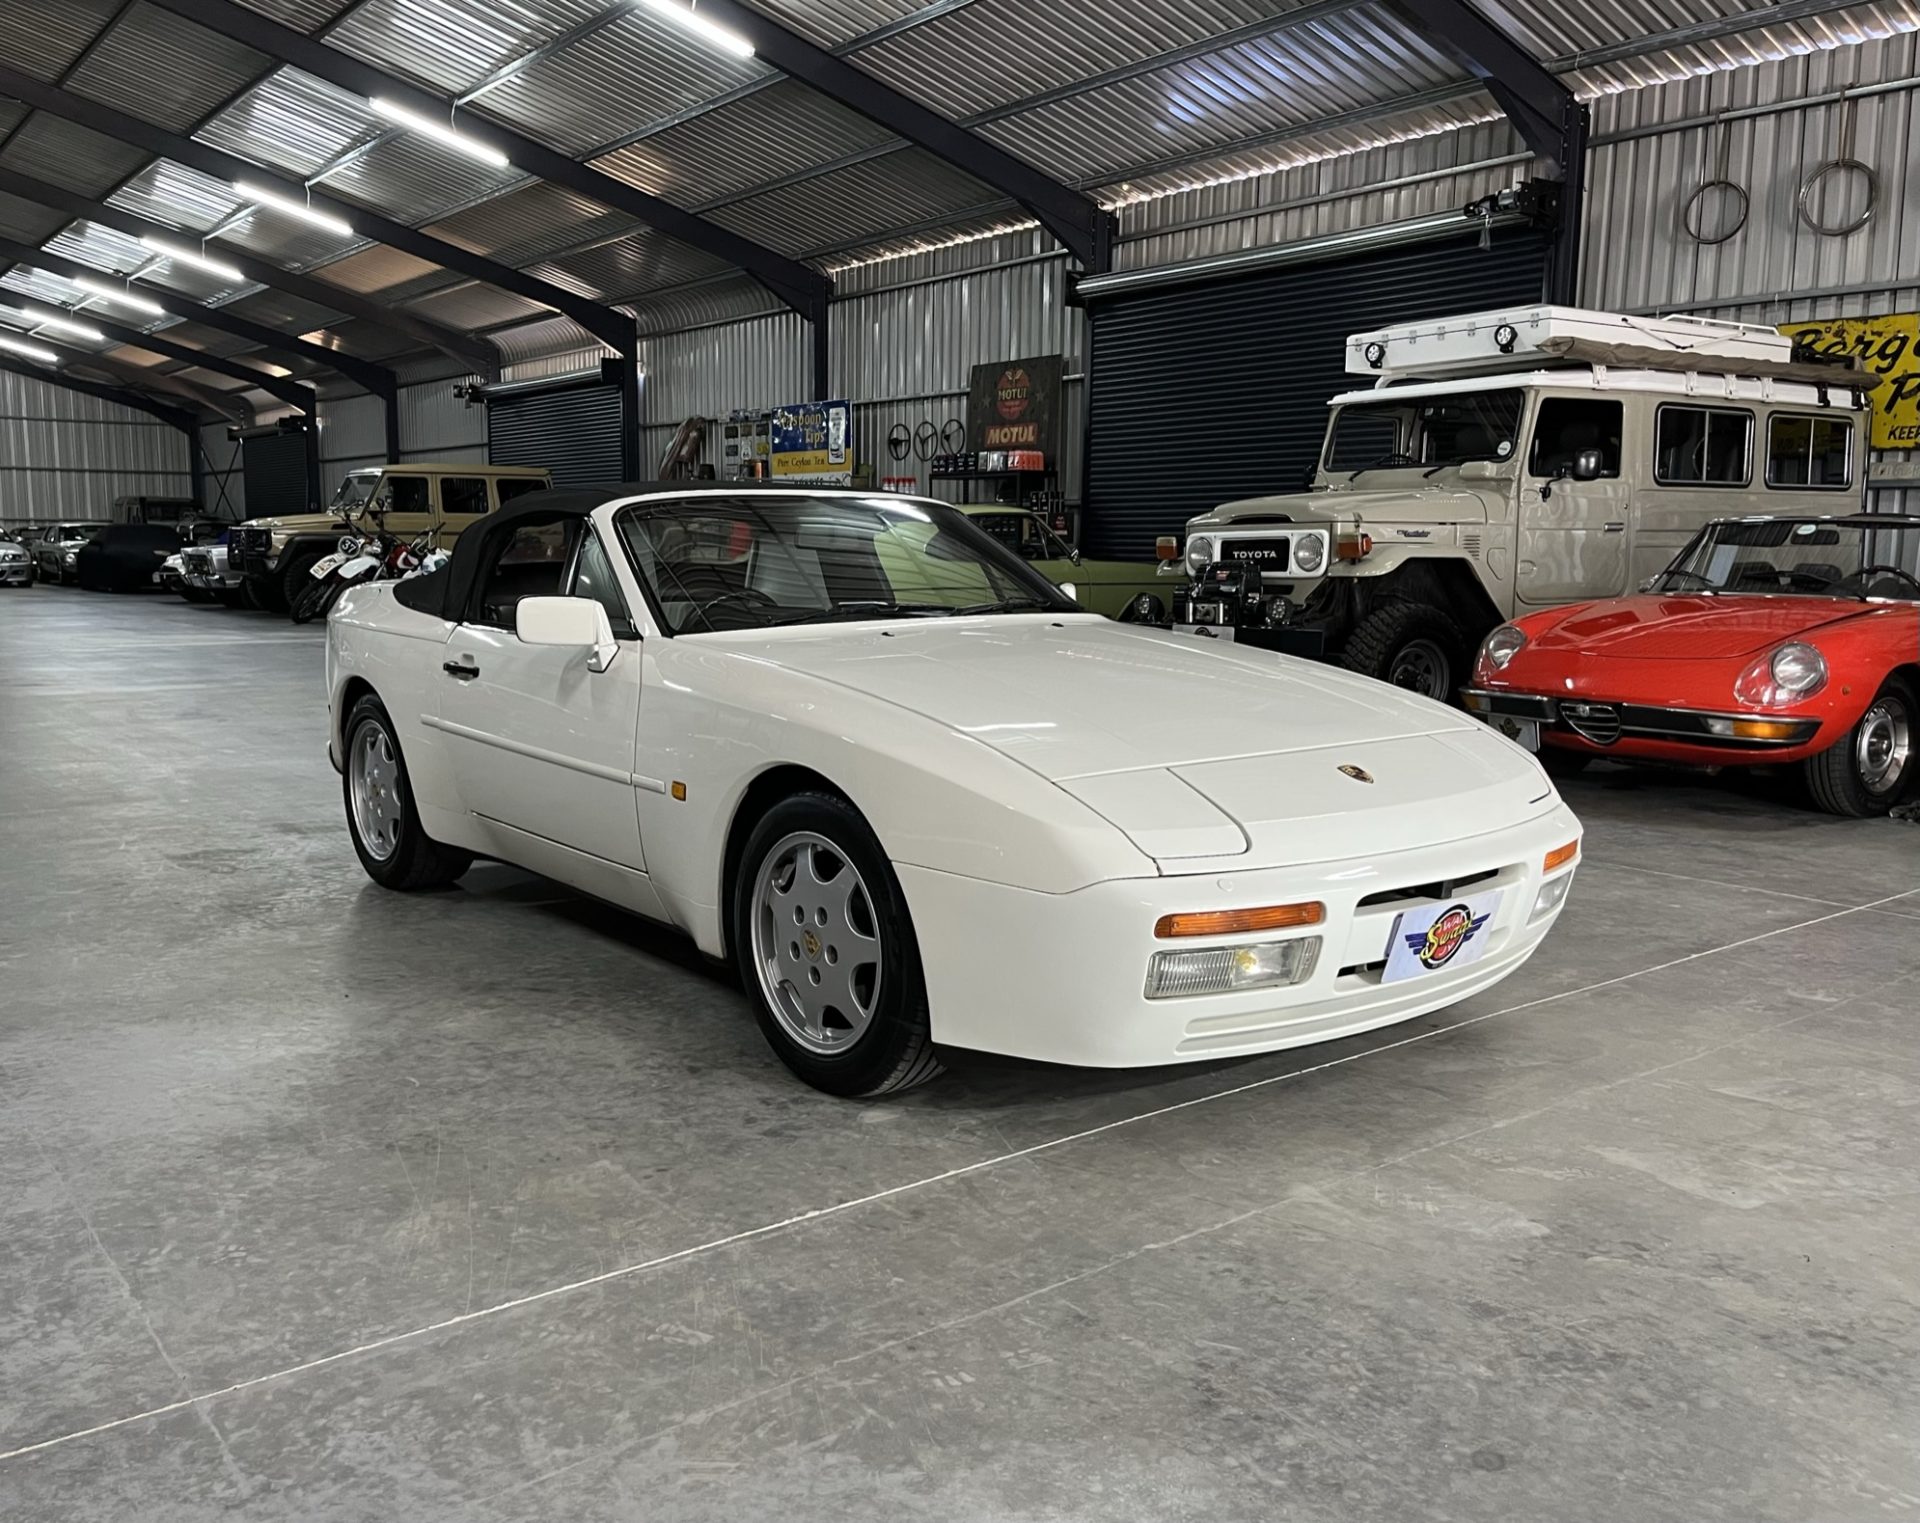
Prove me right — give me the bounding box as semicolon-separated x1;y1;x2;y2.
325;486;1580;1096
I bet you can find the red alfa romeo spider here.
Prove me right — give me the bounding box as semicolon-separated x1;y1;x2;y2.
1463;513;1920;816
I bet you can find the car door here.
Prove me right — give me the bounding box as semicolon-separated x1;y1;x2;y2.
1516;396;1632;606
435;473;490;550
374;474;437;544
433;517;647;870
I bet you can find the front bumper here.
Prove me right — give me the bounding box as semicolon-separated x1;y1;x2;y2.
0;561;30;583
1462;689;1823;762
897;802;1580;1069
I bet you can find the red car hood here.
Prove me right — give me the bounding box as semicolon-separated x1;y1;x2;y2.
1529;595;1879;660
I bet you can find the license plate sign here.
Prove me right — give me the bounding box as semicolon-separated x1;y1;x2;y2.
1382;889;1503;984
310;552;347;579
1174;623;1236;643
1480;713;1540;752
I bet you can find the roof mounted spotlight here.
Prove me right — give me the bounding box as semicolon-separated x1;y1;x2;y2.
1363;341;1387;370
1493;323;1518;354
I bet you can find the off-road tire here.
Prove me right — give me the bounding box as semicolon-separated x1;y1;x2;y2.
730;791;942;1098
1803;680;1916;818
1339;603;1472;704
342;694;473;890
280;550;325;620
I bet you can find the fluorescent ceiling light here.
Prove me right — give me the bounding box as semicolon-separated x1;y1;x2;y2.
641;0;755;59
140;235;245;282
24;305;105;342
0;332;59;363
369;97;509;168
233;181;354;238
71;275;165;315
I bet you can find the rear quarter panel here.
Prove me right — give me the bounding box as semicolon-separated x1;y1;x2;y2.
327;584;463;830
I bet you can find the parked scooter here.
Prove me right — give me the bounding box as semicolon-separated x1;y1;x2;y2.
289;526;431;624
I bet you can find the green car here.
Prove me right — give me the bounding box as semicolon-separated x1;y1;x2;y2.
960;505;1174;619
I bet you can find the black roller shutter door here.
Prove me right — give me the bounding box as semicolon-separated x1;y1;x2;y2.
242;429;313;518
487;376;626;488
1084;230;1548;558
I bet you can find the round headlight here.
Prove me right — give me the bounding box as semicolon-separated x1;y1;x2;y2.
1184;536;1214;576
1363;341;1387;369
1770;642;1827;695
1292;533;1326;574
1481;624;1527;671
1493;323;1518;353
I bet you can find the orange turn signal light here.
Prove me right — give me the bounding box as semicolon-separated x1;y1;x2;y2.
1155;535;1180;561
1727;718;1801;741
1335;532;1373;561
1154;901;1325;939
1544;840;1579;874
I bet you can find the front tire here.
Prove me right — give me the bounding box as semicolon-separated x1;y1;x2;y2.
731;793;942;1097
1803;681;1916;817
342;695;472;890
1340;603;1470;703
280;552;323;620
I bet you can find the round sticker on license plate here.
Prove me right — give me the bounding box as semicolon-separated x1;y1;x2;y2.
1382;888;1503;983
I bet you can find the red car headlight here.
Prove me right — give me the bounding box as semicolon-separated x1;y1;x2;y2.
1735;641;1828;708
1473;623;1528;683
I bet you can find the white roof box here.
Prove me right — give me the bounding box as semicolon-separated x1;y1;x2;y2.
1345;306;1792;379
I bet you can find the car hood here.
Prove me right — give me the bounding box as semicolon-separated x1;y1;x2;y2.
241;512;349;534
1196;485;1497;529
1526;595;1880;660
712;616;1554;869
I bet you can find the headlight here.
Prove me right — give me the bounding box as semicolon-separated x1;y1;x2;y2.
1479;624;1528;673
1184;536;1214;576
1145;937;1322;999
1291;533;1326;574
1735;641;1827;707
63;550;77;565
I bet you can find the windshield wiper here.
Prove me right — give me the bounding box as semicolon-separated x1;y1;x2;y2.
773;601;954;625
948;596;1057;616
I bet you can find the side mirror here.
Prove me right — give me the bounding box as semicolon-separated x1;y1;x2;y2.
516;595;620;672
1571;449;1605;481
1058;581;1079;602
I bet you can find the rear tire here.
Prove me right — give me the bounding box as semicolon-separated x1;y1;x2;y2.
1803;681;1916;817
342;694;473;890
280;552;324;621
1340;603;1471;704
290;575;341;625
731;792;942;1097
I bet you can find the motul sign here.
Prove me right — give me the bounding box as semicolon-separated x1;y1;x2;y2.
968;354;1063;458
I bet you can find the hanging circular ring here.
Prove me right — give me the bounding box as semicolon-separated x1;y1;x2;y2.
1681;178;1748;245
940;418;966;452
1796;158;1878;237
887;422;911;462
912;421;938;461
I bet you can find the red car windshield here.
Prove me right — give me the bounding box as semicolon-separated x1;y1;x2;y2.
1654;519;1920;601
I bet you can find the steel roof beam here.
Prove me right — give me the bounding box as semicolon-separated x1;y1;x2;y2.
0;64;636;355
0;223;395;400
0;167;496;376
685;0;1114;271
0;236;318;413
0;350;203;432
140;0;832;322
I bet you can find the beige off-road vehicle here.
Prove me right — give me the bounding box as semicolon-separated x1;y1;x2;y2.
1169;307;1873;699
228;463;551;611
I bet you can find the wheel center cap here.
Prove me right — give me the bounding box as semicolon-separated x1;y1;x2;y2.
802;930;821;960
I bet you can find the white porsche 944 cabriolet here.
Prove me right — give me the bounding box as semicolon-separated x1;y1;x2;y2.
325;485;1580;1096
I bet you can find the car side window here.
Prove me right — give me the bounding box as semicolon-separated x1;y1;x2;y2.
497;478;546;506
1766;415;1853;489
441;476;488;515
1528;398;1623;478
386;477;431;513
473;519;573;628
568;529;636;636
1655;405;1752;486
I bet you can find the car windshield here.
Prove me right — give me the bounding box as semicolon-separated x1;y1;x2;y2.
970;510;1071;561
1653;518;1920;600
1324;389;1524;475
616;495;1072;634
330;476;379;511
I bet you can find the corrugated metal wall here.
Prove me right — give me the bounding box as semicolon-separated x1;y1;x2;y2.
198;422;245;520
0;369;191;525
397;378;487;463
318;391;386;498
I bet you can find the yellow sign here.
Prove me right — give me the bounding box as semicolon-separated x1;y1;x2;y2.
1778;314;1920;449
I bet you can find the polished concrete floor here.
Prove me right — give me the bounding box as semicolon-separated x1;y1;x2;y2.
2;585;1917;1522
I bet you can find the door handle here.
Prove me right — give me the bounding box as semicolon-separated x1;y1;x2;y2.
1602;521;1626;534
443;658;480;679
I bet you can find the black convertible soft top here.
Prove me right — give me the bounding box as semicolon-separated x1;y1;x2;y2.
391;480;825;621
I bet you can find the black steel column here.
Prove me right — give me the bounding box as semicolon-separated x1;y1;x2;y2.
1547;99;1589;306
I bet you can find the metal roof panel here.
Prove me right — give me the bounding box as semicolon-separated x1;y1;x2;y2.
0;115;151;199
0;0;125;83
196;67;381;178
424;181;635;265
67;2;270;135
322;0;624;96
709;148;998;257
